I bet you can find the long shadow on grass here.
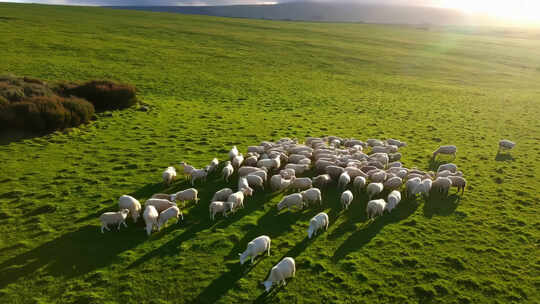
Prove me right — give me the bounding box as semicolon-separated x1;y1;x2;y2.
494;152;514;162
423;194;460;218
0;225;146;288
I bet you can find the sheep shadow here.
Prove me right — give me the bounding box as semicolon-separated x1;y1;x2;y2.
327;189;369;241
494;152;514;161
0;225;146;289
332;197;420;261
423;194;461;218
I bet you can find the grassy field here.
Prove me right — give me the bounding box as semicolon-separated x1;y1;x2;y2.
1;3;539;303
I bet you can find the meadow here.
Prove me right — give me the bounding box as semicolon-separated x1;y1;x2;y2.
0;3;539;303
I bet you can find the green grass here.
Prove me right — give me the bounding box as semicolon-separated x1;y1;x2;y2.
1;3;539;304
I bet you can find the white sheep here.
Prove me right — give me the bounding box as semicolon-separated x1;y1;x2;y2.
415;178;432;198
244;155;259;167
277;193;304;211
152;193;173;200
118;195;141;223
257;156;280;171
341;190;354;210
307;212;329;239
499;139;515;152
229;145;239;160
338;172;351;189
353;176;367;193
190;169;207;186
448;176;467;194
325;165;345;180
369;170;387;183
173;188;199;205
209;201;226;220
279;168;296;179
144;198;177;213
207;158;219;174
437;163;458;173
239;235;271;265
246;174;265;190
405;177;422;198
289;177;312;191
238;166;266;177
366;199;386;219
212;188;234;202
232;154;244;169
162;166;176;186
285;163;310;175
226;190;249;215
344;167;367;179
432;145;457;159
157;206;183;230
298;158;311;165
386;138;407;147
367;182;384;199
386;190;401;212
248;145;266;154
249;170;267;182
222;161;234;182
262;257;296;292
389;153;402;162
367;139;384;147
100;209;129;233
383;176;402;191
288;154;308;164
432;177;452;196
143;205;159;236
312;174;331;189
301;188;322;206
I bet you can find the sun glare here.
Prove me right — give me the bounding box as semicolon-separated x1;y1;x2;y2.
439;0;540;24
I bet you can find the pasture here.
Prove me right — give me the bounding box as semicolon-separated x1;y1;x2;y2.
0;3;539;303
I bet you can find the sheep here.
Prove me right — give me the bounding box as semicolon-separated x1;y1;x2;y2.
344;166;367;179
367;139;384;147
389;153;402;162
437;163;458;173
143;205;159;236
207;158;219;174
448;176;467;194
277;193;304;211
436;170;452;178
246;174;265;190
388;161;402;168
152;193;173;200
238;176;251;191
118;195;141;223
372;146;393;154
239;235;271;265
211;189;233;204
191;169;207;186
366;199;386;219
341;190;354;210
405;177;422;198
312;174;332;189
279;168;296;180
325;165;345;180
162;166;176;186
315;159;334;171
222;161;234;182
432;145;457;159
238;166;266;177
232;154;244;169
367;182;384;199
383;176;403;191
289;177;312;191
288;154;308;164
301;188;322;206
386;138;407;147
229;145;239;160
432;177;452;196
248;145;266;154
157;206;183;230
414;179;432;198
244;155;258;167
180;162;194;178
307;212;329;239
338;171;351;189
298;158;311;165
173;188;199;205
226;190;250;214
100;209;129;233
209;201;226;220
499;139;516;152
257;156;280;171
368;153;389;167
144;198;177;213
369;170;387;183
262;257;296;292
353;176;367;194
386;190;401;212
285;163;310;175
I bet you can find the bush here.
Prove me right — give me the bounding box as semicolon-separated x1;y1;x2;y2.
62;80;137;110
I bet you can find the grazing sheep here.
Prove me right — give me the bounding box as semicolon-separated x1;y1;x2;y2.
238;166;266;177
207;158;219;174
415;179;433;198
386;190;401;212
285;163;310;175
209;201;226;220
157;206;182;230
366;199;386;220
232;154;244;169
367;182;384;199
143;205;159;236
338;172;351;189
257;156;280;171
432;177;452;196
389;153;402;162
367;139;384;147
368;153;389;166
226;190;250;214
437;163;458;173
405;177;422;198
191;169;207;186
100;209;129;233
118;195;141;223
432;145;457;159
180;162;194;178
212;188;233;202
353;176;367;193
307;212;329;239
313;174;332;189
244;155;258;167
152;193;173;200
229;145;239;160
386;138;407;147
173;188;199;205
277;193;304;211
162;166;176;186
499;139;516;152
448;176;467;194
262;257;296;292
280;168;296;180
239;235;271;265
222;161;234;182
341;190;354;210
289;177;312;191
383;176;403;191
144;198;177;213
301;188;322;206
246;174;265;190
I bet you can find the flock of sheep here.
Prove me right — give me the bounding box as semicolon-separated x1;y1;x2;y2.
99;136;516;291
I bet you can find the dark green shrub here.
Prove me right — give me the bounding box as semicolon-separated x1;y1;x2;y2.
64;80;137;110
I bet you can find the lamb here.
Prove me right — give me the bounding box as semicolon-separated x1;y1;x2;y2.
209;201;226;220
100;209;129;233
353;176;367;193
162;166;176;186
222;161;234;182
307;212;329;239
118;195;141;223
207;158;219;174
277;193;304;211
432;145;457;159
239;235;271;265
232;154;244;169
338;172;351;189
229;145;239;160
341;190;354;210
144;198;177;213
173;188;199;205
367;182;384;199
289;177;312;191
285;163;310;175
366;199;386;219
143;205;159;236
301;188;322;206
405;177;422;198
498;139;516;152
383;176;402;191
312;174;332;189
262;257;296;292
211;188;233;202
437;163;458;173
190;168;207;186
246;174;265;190
386;190;401;212
432;177;452;196
238;166;266;177
448;176;467;194
157;206;183;230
